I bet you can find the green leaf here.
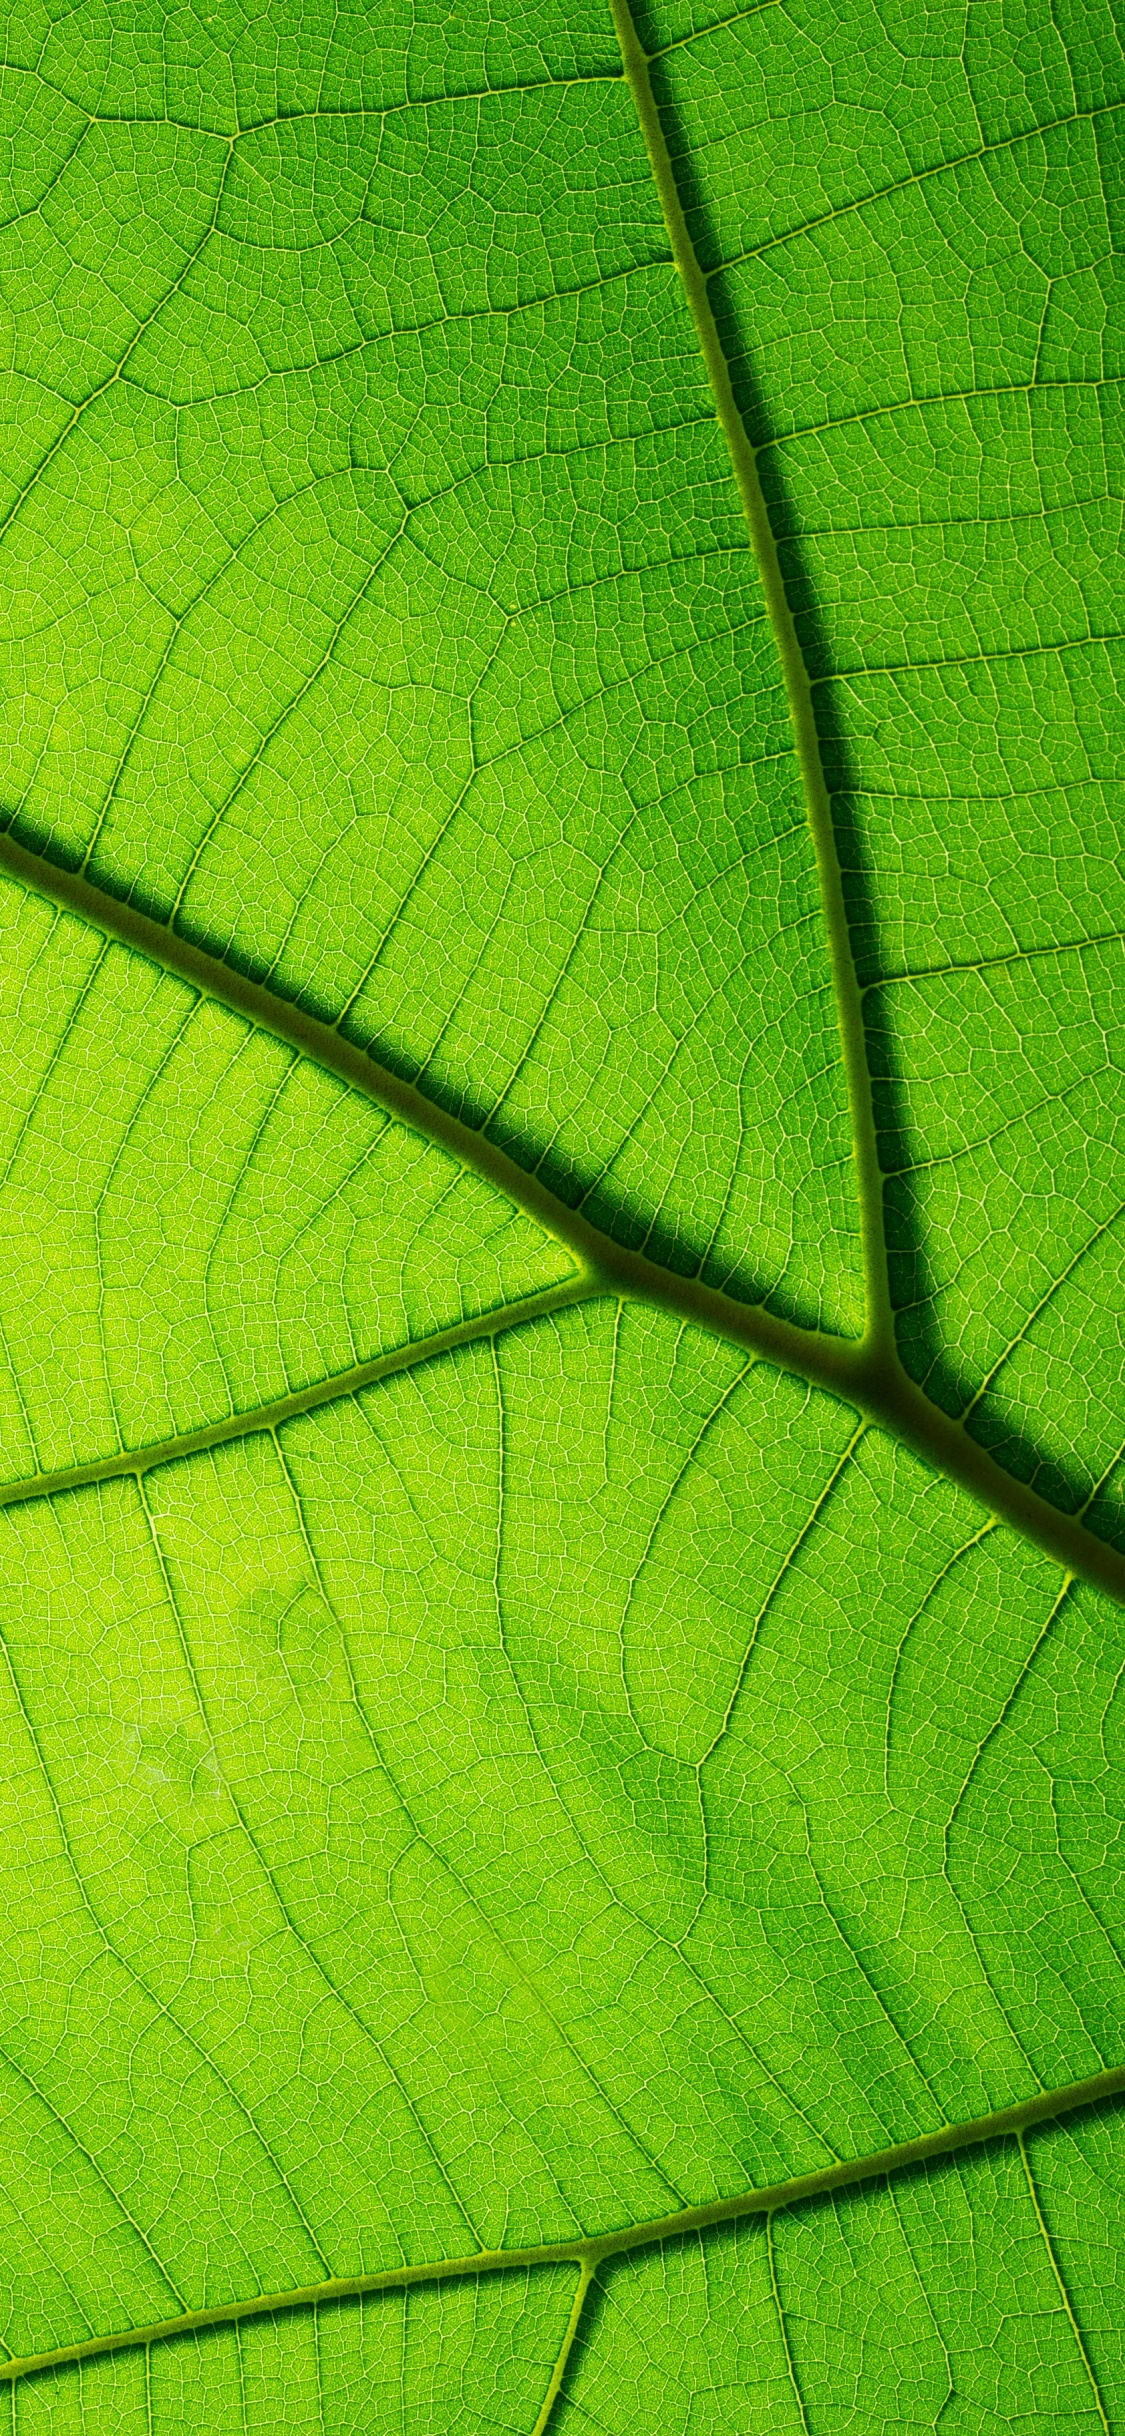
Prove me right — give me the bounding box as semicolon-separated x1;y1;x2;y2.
0;0;1121;2427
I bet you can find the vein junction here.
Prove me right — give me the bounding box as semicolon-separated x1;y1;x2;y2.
0;1275;594;1510
1;2064;1121;2386
1;826;1124;1606
0;13;1119;2427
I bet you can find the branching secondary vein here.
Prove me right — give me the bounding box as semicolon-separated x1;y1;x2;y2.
1;2065;1121;2389
2;826;1125;1604
0;1274;595;1510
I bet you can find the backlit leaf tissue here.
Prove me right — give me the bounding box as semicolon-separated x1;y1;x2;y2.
0;0;1120;2425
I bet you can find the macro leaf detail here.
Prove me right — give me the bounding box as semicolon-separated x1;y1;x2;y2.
0;0;1121;2428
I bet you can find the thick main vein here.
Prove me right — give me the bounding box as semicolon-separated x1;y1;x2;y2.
1;2064;1121;2387
607;0;891;1357
2;827;1125;1605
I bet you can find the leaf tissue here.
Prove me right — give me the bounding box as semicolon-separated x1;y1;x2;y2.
0;0;1121;2426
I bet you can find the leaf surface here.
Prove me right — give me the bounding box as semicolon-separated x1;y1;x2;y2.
0;0;1122;2427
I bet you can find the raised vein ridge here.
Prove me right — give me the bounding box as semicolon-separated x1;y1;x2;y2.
2;2065;1122;2387
607;0;892;1357
2;827;1125;1602
0;1278;596;1509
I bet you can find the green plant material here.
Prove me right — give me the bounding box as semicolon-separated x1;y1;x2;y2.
0;0;1121;2427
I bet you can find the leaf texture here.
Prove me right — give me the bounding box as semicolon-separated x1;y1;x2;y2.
0;0;1121;2428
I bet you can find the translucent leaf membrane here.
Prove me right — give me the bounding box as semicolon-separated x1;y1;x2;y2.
0;0;1120;2427
0;872;572;1482
0;2;863;1328
10;2268;578;2435
0;1308;1120;2387
644;0;1125;1500
557;2113;1125;2433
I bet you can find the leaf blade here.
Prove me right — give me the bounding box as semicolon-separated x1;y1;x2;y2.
0;0;1122;2425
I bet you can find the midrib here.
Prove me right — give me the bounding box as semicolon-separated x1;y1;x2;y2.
1;2;1122;1603
0;6;1120;2414
2;823;1124;1602
2;2063;1122;2387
